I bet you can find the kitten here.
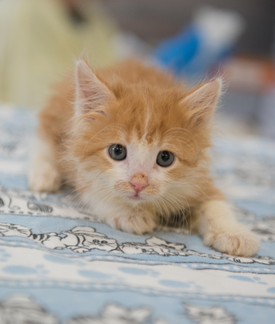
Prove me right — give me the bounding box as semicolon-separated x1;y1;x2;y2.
29;59;259;257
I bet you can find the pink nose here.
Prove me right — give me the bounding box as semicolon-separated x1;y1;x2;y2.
130;182;148;193
129;173;148;193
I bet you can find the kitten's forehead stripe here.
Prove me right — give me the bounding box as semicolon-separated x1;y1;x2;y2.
141;104;151;143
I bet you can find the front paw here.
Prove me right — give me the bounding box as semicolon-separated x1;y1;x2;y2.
107;212;157;235
204;227;260;257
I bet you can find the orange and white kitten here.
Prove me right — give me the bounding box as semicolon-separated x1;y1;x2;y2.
29;59;259;257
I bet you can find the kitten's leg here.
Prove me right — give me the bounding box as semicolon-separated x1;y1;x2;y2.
28;134;61;192
83;192;157;235
192;200;259;257
102;208;157;235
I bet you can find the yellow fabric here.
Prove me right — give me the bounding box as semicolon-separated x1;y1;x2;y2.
0;0;118;109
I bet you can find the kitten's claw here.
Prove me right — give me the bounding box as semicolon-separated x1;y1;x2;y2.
29;161;61;193
107;212;157;235
204;228;259;257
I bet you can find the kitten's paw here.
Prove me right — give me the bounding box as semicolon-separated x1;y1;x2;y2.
29;162;61;193
204;228;260;257
107;212;157;235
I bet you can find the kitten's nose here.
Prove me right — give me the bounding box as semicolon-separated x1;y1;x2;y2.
130;173;148;193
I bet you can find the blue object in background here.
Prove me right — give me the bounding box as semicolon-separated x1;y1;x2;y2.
153;26;200;76
153;6;245;82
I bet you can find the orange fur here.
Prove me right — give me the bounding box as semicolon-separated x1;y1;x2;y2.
40;60;217;197
29;59;259;256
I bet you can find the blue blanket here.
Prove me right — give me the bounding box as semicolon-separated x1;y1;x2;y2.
0;106;274;324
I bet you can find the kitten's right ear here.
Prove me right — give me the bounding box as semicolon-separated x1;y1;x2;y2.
75;59;113;116
180;78;222;128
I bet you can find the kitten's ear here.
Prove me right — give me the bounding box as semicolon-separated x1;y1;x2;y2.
181;78;222;127
75;59;113;116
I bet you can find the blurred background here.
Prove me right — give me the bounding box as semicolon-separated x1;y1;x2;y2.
0;0;275;139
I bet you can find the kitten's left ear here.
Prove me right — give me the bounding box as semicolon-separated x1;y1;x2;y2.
75;59;114;116
181;78;222;127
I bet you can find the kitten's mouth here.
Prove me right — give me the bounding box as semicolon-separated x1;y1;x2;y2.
128;193;143;200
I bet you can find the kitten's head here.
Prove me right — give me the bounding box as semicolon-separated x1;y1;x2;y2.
69;60;222;213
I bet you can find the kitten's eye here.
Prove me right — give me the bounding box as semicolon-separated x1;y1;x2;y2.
157;151;174;167
108;144;127;161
